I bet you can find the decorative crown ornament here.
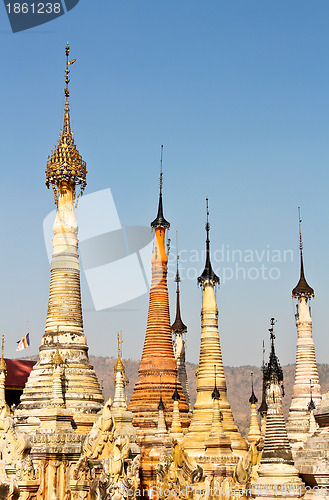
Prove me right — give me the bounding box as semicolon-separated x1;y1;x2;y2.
45;43;87;205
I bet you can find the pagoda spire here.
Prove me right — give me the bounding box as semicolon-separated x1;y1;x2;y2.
112;332;129;410
172;234;191;411
247;372;261;444
258;340;267;439
251;319;305;500
287;208;321;449
16;44;103;430
204;366;232;457
182;200;246;457
128;149;189;492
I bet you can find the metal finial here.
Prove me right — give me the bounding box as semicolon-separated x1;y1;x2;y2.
292;206;314;298
269;317;276;343
298;207;303;254
0;334;7;374
262;340;265;367
46;44;86;205
175;231;181;285
197;197;219;286
150;145;170;229
205;197;210;238
1;335;5;359
160;145;163;195
64;42;76;102
117;331;123;359
167;237;171;256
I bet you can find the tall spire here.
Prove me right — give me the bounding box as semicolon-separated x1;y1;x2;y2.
261;318;292;462
292;208;314;297
45;42;87;206
151;145;170;229
128;152;189;492
263;318;284;393
182;205;246;457
172;233;191;411
197;198;219;286
171;253;187;334
287;208;321;449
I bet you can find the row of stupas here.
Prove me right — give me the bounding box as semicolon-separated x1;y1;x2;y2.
0;45;325;500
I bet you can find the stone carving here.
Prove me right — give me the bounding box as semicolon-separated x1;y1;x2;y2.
0;418;29;465
72;400;140;499
82;401;115;461
233;438;262;485
18;457;35;481
156;440;203;498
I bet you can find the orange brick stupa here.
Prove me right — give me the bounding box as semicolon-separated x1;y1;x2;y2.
128;147;190;493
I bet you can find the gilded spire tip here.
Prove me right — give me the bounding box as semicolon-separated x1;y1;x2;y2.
45;44;87;205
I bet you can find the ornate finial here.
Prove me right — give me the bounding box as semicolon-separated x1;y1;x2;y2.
269;317;276;345
298;207;303;254
0;335;7;373
249;372;258;404
206;197;210;241
175;232;181;284
151;145;170;229
45;43;87;206
258;341;268;415
167;238;171;256
117;331;123;358
114;331;126;376
264;318;284;396
51;327;63;367
292;207;314;298
212;364;220;400
197;198;220;287
308;379;316;411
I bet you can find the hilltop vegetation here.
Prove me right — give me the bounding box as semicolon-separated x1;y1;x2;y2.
90;356;329;437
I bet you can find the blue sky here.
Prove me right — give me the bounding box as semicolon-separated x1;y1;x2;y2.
0;0;328;367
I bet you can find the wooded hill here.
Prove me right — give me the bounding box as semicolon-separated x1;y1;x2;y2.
90;356;329;437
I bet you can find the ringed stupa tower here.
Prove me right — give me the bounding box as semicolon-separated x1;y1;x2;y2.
182;199;247;457
251;319;304;500
128;147;190;491
286;208;321;448
15;44;104;432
